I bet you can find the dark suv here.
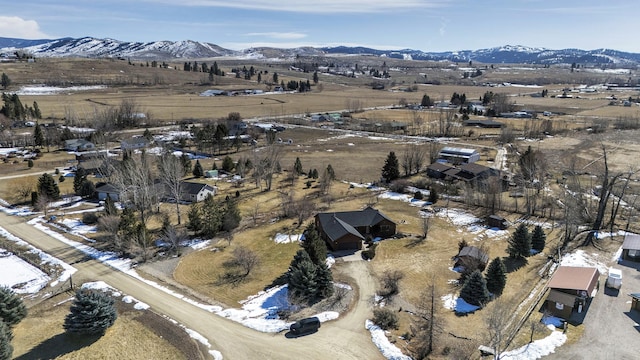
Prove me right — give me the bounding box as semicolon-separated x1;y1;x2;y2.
289;317;321;335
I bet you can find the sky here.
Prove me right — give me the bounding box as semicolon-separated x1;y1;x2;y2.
0;0;638;52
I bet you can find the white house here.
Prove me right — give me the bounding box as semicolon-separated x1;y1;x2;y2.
179;182;217;203
437;147;480;164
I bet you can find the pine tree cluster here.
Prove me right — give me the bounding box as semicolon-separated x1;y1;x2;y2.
0;287;28;360
287;224;334;305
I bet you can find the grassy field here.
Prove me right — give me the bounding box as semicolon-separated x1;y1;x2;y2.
1;56;639;358
13;292;198;360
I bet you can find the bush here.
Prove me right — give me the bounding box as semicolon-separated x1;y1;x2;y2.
389;179;410;193
372;308;399;330
413;190;423;200
362;243;378;260
82;212;99;225
64;289;117;335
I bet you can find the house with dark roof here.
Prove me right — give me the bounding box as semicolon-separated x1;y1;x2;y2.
96;183;121;201
314;207;396;251
426;162;455;180
178;182;217;203
545;266;600;319
621;233;640;261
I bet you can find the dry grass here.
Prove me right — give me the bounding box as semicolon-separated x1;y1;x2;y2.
13;294;187;360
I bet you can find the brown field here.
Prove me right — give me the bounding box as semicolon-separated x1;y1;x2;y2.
13;293;196;360
2;56;640;358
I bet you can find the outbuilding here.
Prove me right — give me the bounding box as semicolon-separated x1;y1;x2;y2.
621;233;640;261
545;266;600;319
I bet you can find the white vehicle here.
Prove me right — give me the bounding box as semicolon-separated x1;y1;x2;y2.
605;268;622;290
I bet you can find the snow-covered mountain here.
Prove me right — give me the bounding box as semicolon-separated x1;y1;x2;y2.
2;36;640;65
320;45;640;65
0;37;236;59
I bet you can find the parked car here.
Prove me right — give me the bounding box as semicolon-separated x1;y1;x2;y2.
605;268;622;290
289;317;320;335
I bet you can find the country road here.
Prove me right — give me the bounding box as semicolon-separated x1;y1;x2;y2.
0;211;384;360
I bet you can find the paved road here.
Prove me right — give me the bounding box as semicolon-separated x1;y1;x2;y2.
549;260;640;360
0;211;384;360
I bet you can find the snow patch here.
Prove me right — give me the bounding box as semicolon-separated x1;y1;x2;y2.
499;325;566;359
441;293;480;313
273;233;303;244
365;320;412;360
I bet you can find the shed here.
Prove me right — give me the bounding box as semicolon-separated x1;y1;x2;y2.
487;215;508;229
454;246;489;271
621;233;640;261
545;266;600;318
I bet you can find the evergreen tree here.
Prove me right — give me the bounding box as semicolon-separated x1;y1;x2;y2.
420;94;433;107
507;223;531;259
273;72;278;83
79;180;95;198
293;157;303;176
287;250;318;304
0;321;12;360
531;225;546;252
315;262;334;299
180;153;192;174
222;156;235;172
0;287;27;327
0;73;10;90
192;160;204;177
37;173;60;200
485;257;507;296
221;198;241;232
428;188;438;204
103;195;118;216
301;223;327;266
27;159;33;168
32;101;41;119
63;289;117;335
459;270;490;307
33;123;44;147
313;71;319;84
74;167;88;194
187;203;203;233
326;164;335;180
381;151;400;183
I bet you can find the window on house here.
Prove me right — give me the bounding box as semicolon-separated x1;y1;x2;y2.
629;249;638;257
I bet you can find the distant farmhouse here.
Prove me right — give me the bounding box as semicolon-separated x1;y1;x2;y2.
437;147;480;164
64;139;95;152
314;207;396;251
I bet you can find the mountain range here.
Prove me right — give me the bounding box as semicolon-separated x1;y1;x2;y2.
2;36;640;65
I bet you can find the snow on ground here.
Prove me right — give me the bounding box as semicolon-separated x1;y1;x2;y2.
560;249;608;274
0;225;76;287
499;325;566;359
467;224;510;241
273;233;303;244
436;208;481;227
365;320;412;360
326;254;336;268
0;147;21;155
180;238;211;250
60;218;97;234
377;191;428;208
83;281;150;310
0;251;50;294
15;85;107;95
541;316;565;328
153;131;192;142
441;293;480;314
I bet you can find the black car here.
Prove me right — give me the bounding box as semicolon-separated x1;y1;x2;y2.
289;317;321;335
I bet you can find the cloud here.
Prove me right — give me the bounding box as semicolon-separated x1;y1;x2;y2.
245;32;307;40
147;0;445;13
0;16;51;39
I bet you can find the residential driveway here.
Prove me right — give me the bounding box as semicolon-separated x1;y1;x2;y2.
0;212;384;360
549;260;640;360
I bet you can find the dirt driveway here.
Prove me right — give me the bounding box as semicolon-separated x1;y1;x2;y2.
549;260;640;360
0;211;384;360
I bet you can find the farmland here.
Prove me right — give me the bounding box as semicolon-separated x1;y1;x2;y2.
1;55;639;359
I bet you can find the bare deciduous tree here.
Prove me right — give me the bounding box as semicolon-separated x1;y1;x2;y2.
157;151;186;224
108;153;159;224
9;178;35;203
160;224;188;255
484;299;513;360
230;246;260;278
408;281;445;359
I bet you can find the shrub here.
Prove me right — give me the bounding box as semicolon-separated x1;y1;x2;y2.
362;243;378;260
413;191;423;200
64;289;117;335
372;308;399;330
82;212;99;225
389;179;410;193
